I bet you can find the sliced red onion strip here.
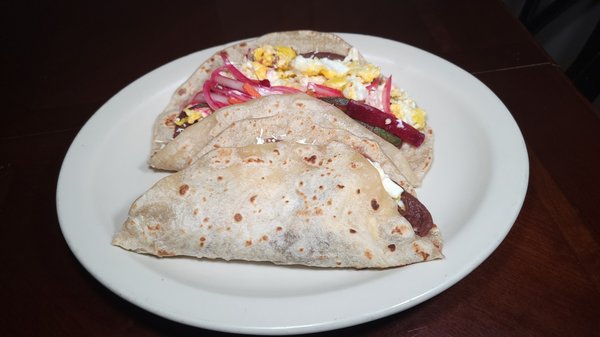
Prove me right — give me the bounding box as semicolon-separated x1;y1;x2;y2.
382;75;392;115
269;85;303;94
214;74;246;92
307;82;344;97
202;79;225;110
220;52;270;87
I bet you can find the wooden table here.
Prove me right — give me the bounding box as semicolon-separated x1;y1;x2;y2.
3;0;599;336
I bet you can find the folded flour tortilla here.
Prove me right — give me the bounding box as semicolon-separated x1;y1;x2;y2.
150;93;430;189
152;31;362;155
150;31;434;186
114;141;442;269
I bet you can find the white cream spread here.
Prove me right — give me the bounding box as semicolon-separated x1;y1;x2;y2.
367;159;405;208
256;128;265;144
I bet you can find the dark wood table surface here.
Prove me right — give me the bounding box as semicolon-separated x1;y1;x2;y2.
3;0;599;336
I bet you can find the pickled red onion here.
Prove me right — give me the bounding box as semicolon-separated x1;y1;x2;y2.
220;52;270;87
382;75;392;115
307;82;344;97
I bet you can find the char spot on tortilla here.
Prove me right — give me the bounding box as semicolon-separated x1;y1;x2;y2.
217;176;223;181
234;213;243;222
364;249;373;260
203;217;209;223
193;208;199;216
239;42;247;47
158;249;174;256
164;114;176;127
312;195;317;201
371;199;380;211
245;239;252;247
177;88;186;96
327;199;332;206
388;244;396;252
147;224;160;231
179;184;190;196
304;155;317;164
349;228;357;234
413;242;430;260
356;188;361;194
295;102;305;108
261;235;269;241
337;184;345;189
315;207;323;215
273;149;280;155
299;247;305;252
276;226;283;231
199;236;206;242
250;195;257;203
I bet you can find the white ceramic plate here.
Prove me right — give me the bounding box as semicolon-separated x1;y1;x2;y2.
57;33;528;335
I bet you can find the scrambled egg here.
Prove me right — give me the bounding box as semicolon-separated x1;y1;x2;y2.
252;46;296;69
389;88;427;130
241;45;427;130
175;105;210;126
